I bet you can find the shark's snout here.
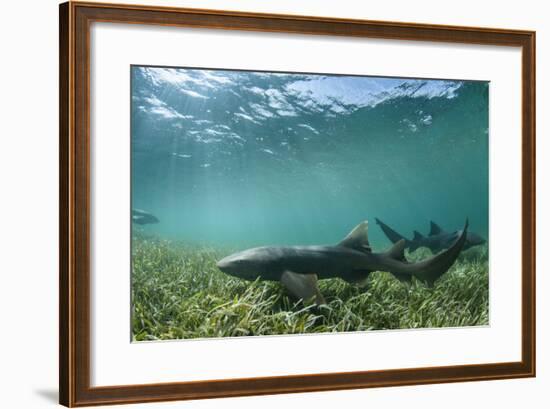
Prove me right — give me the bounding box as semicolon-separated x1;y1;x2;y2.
216;254;244;275
216;249;268;281
216;257;232;271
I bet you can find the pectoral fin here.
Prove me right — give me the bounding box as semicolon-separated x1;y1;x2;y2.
281;271;326;305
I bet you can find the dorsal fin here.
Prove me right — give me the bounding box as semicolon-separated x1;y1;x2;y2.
338;221;371;253
385;239;407;262
429;221;444;236
413;230;424;241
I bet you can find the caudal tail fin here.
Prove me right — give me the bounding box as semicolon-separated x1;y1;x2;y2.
382;219;468;286
375;218;410;246
412;219;468;285
382;240;412;283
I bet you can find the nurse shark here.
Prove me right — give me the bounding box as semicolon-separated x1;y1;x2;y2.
216;219;468;305
132;209;159;225
375;218;485;253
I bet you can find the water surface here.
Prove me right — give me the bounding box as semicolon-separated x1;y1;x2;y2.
131;66;488;249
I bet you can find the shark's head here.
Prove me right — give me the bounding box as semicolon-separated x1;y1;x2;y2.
216;247;278;280
440;231;462;249
465;231;486;248
443;230;485;250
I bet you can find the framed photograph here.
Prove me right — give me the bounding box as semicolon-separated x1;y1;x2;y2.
59;1;536;407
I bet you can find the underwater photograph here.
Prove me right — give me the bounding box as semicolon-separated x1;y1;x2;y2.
131;65;489;341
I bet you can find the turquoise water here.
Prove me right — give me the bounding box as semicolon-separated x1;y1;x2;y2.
131;66;488;250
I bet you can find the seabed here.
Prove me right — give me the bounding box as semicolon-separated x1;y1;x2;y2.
131;232;489;341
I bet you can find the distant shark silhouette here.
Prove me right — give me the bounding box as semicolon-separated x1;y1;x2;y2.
132;209;159;225
216;219;468;305
375;218;485;253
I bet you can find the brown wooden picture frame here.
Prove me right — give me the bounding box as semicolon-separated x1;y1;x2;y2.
59;1;536;407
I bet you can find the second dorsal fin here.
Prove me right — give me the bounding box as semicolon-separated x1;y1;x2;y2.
385;239;407;262
338;221;371;253
413;230;424;241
